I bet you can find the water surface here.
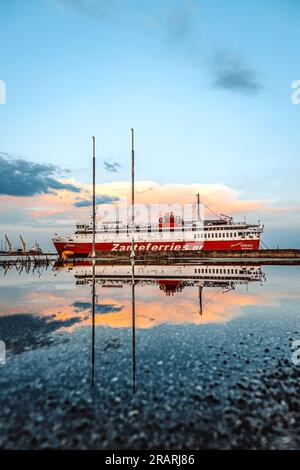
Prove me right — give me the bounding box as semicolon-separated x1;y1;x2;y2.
0;261;299;449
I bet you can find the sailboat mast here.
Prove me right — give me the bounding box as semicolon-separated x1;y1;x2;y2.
92;136;96;258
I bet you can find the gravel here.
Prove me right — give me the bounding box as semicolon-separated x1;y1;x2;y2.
0;307;300;450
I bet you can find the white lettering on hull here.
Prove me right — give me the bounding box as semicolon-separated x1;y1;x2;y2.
111;242;202;252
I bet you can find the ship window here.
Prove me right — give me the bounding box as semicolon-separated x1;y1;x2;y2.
194;269;197;274
208;233;210;238
211;233;214;238
234;232;236;237
212;269;215;274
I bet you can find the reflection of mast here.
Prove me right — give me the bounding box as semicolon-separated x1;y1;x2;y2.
130;128;135;260
131;257;136;393
92;136;96;258
198;285;203;316
91;259;96;387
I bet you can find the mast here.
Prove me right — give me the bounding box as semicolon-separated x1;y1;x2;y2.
92;136;96;258
130;129;135;259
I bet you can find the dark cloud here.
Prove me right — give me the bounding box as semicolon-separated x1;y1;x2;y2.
0;154;81;196
104;161;121;173
211;51;263;95
73;301;123;315
74;195;119;207
163;5;263;96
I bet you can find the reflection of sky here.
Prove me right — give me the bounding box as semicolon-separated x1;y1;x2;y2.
1;266;300;331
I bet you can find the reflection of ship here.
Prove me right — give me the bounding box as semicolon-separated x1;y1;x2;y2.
54;261;265;294
54;260;265;390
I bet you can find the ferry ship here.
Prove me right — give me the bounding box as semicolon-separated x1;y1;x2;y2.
52;210;263;256
52;132;263;257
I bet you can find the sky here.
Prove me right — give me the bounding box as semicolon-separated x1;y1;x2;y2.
0;0;299;250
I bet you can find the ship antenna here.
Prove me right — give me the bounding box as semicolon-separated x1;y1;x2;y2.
92;136;96;258
196;193;201;221
130;128;135;260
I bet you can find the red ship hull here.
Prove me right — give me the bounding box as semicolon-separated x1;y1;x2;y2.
53;239;260;256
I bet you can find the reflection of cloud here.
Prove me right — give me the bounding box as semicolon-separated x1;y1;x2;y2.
0;283;273;328
73;301;124;315
0;153;80;196
104;161;121;173
0;313;80;355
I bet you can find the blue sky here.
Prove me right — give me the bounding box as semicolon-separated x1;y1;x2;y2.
0;0;299;248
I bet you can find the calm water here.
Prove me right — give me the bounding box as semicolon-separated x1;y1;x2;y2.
0;261;300;449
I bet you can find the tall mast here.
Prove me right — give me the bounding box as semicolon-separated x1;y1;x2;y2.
130;129;135;259
92;136;96;258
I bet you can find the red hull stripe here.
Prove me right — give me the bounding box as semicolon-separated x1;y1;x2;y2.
53;240;260;255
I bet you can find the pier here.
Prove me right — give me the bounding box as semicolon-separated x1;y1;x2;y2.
1;249;300;267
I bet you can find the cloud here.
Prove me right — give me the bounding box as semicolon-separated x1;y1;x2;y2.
155;3;263;96
104;161;121;173
211;51;263;95
74;194;119;207
50;0;119;22
0;153;81;197
72;301;124;315
167;6;195;48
